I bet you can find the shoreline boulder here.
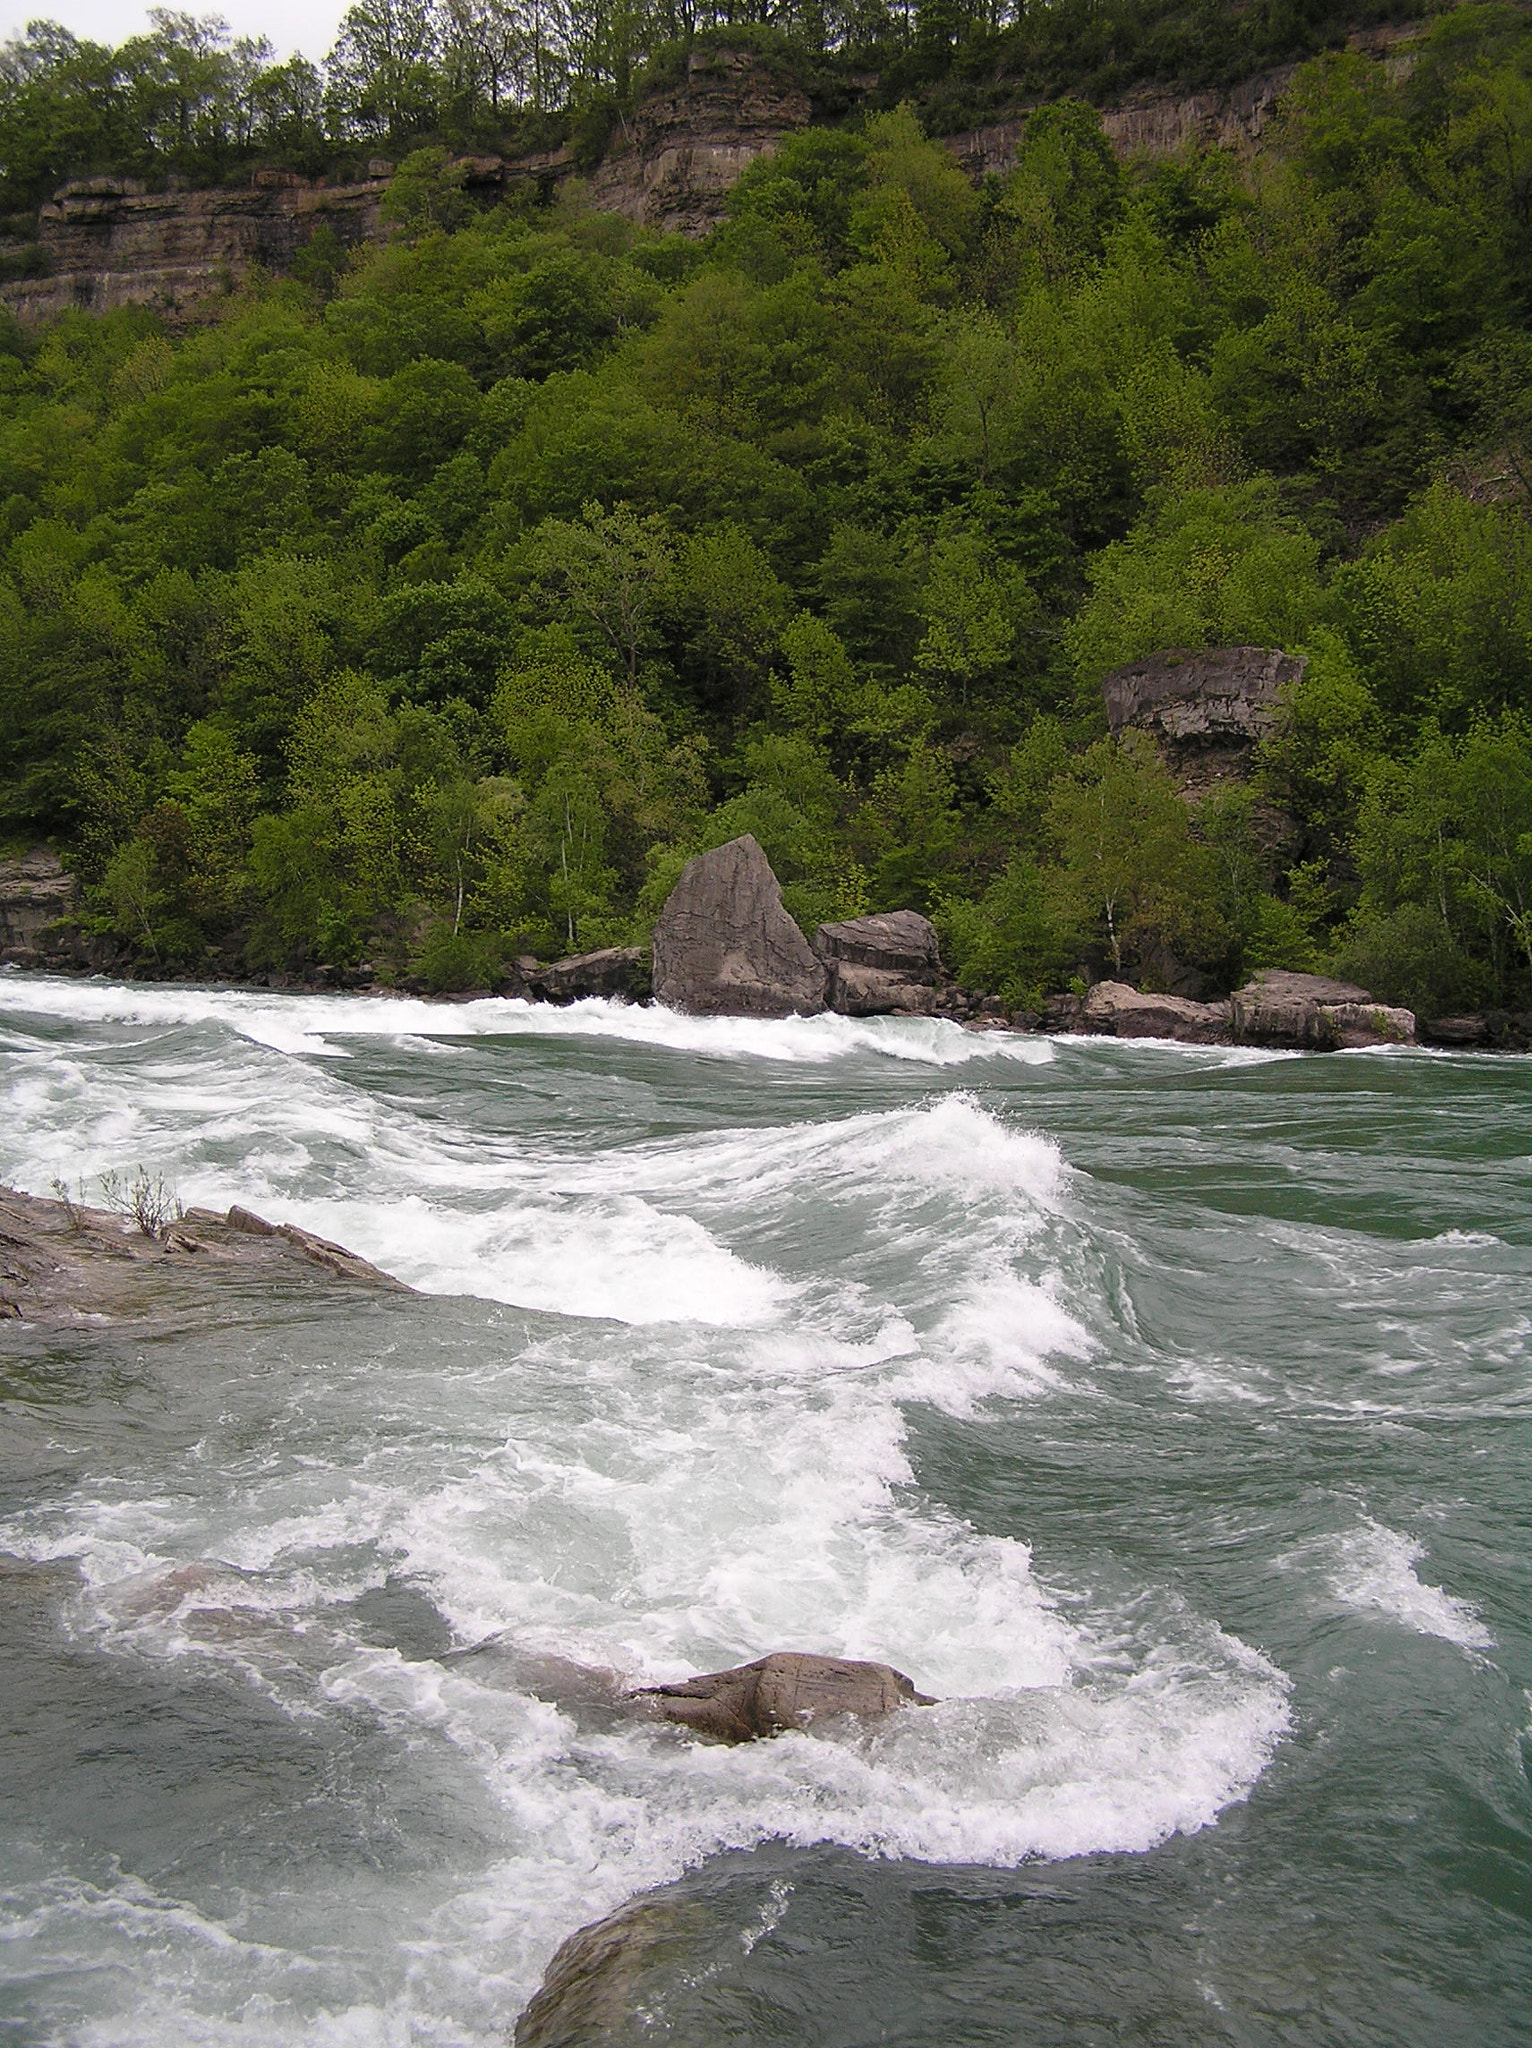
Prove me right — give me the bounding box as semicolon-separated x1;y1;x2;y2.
1073;980;1232;1044
813;910;943;1016
651;836;826;1017
529;946;649;1004
1231;969;1415;1050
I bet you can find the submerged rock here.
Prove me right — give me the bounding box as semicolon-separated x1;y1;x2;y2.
1075;980;1232;1044
651;835;826;1017
814;910;943;1016
1231;969;1416;1050
636;1650;934;1743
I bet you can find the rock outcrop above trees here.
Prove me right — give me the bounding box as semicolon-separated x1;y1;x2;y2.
1230;969;1416;1049
814;910;944;1016
0;170;389;325
637;1650;934;1743
1102;645;1305;800
0;1184;409;1326
651;835;827;1017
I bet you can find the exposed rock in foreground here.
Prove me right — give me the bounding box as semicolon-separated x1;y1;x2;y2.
651;835;827;1017
1231;969;1416;1050
637;1650;934;1743
452;1639;934;1746
0;1184;409;1326
514;1893;715;2048
814;909;944;1016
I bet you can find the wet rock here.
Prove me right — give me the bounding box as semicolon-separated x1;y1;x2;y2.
1075;980;1232;1044
651;836;826;1017
636;1650;933;1744
0;1185;409;1327
827;964;941;1017
443;1636;634;1732
514;1894;714;2048
530;947;649;1004
814;910;943;1015
1231;969;1415;1050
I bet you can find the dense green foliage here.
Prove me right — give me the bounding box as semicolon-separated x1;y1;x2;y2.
2;10;1530;1013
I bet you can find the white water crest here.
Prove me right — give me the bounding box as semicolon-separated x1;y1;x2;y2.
1308;1518;1495;1650
0;978;1307;2039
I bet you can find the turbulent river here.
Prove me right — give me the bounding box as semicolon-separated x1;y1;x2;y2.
0;975;1528;2046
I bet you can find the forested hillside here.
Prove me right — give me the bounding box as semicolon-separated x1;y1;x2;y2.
1;5;1530;1014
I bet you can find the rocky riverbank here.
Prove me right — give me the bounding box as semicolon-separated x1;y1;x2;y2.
5;840;1528;1052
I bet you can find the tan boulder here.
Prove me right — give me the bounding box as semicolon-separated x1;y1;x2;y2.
635;1650;933;1743
1232;970;1415;1050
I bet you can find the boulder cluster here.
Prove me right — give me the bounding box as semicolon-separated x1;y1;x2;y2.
650;834;947;1020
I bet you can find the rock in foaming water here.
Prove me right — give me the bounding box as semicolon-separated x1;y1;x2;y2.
636;1650;935;1743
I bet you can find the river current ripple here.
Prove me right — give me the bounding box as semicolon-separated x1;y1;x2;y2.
1;975;1528;2045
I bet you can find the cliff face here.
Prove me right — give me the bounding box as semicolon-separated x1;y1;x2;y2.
0;168;389;326
587;48;812;233
0;27;1421;326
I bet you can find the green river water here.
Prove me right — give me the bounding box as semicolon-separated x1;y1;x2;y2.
0;976;1528;2045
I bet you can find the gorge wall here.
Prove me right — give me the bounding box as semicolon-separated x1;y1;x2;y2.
0;25;1423;327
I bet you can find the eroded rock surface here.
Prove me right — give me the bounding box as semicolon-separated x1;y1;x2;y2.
1074;980;1232;1044
1231;969;1416;1050
651;835;826;1017
0;1185;409;1326
530;946;649;1004
636;1650;933;1743
814;910;943;1016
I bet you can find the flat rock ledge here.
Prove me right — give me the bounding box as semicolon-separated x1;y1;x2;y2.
0;1184;409;1326
1052;970;1416;1051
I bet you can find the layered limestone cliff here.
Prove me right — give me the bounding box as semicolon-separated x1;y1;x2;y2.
0;168;391;325
0;23;1427;325
586;47;813;232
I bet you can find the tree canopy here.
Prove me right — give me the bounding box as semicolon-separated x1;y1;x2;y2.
2;11;1530;1018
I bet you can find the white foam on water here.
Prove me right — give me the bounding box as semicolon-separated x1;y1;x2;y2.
0;973;1053;1067
0;977;1299;2042
1299;1518;1494;1649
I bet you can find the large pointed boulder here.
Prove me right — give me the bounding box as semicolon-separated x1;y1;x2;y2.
651;835;826;1017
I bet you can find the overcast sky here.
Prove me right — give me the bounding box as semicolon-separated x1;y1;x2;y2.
0;0;349;62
